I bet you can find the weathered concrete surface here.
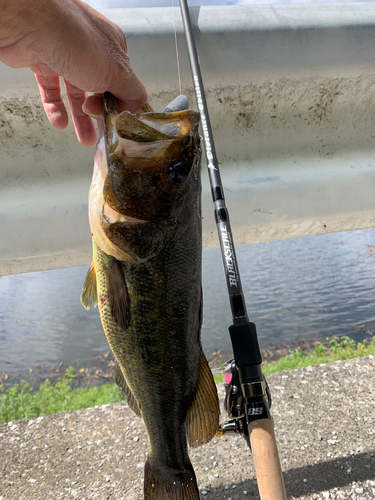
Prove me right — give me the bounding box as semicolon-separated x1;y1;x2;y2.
1;356;375;499
3;4;375;275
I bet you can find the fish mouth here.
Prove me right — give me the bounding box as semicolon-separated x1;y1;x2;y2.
89;93;201;263
114;109;198;143
102;94;200;223
104;93;199;154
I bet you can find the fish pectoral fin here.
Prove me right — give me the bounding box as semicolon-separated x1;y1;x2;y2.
107;259;131;330
80;263;98;310
115;363;142;418
186;348;220;448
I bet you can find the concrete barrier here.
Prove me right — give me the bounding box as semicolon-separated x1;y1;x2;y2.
1;4;375;275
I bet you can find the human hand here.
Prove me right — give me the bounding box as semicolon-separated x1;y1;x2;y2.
0;0;147;146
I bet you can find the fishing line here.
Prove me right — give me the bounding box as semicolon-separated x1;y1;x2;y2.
172;0;182;96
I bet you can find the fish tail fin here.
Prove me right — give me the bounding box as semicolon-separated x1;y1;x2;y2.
144;459;199;500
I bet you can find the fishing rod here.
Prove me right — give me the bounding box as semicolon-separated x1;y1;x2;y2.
178;2;287;499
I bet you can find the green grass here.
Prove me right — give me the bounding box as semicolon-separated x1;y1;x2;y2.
263;335;375;374
2;336;375;424
213;335;375;382
0;367;123;425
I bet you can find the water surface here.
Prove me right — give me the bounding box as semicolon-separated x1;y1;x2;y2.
0;229;374;375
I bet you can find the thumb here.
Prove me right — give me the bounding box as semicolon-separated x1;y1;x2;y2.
108;69;148;114
82;75;148;119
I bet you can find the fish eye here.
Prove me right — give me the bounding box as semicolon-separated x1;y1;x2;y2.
167;161;190;184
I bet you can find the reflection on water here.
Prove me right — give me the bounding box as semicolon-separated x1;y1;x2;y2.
0;229;374;374
203;229;375;350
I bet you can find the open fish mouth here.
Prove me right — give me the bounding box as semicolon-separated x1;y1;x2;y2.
102;95;196;224
89;94;201;263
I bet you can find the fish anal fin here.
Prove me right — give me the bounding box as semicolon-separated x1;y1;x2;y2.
80;263;98;310
186;348;220;448
115;363;142;418
107;259;130;330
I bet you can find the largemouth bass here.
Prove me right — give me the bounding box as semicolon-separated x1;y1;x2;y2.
81;92;220;500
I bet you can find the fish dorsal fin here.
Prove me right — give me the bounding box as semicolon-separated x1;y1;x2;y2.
186;348;220;448
115;363;142;418
107;259;131;331
116;111;172;142
80;263;98;310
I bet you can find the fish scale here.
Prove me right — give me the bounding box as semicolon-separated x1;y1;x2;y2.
82;93;220;499
94;228;201;487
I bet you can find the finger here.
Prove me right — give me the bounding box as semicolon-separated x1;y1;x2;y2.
35;74;69;130
83;92;147;117
108;69;148;114
82;94;103;136
82;93;136;119
82;94;104;120
90;20;147;113
104;49;148;114
64;80;97;147
82;95;116;137
97;120;104;136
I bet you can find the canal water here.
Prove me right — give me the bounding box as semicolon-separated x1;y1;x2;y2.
0;229;374;376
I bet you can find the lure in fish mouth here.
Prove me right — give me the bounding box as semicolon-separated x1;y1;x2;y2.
89;92;202;264
82;93;220;500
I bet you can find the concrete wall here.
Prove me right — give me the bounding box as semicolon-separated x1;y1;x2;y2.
1;4;375;275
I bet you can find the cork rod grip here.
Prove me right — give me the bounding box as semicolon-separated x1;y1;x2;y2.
249;418;287;500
